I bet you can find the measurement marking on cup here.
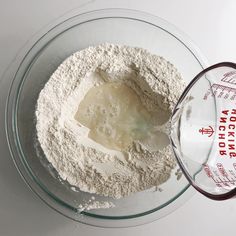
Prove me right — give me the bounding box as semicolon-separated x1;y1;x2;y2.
211;175;236;188
203;83;236;100
221;71;236;85
203;164;236;188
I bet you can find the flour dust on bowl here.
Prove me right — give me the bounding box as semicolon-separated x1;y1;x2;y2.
6;9;206;227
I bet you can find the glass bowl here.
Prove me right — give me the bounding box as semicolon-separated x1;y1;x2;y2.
5;9;207;227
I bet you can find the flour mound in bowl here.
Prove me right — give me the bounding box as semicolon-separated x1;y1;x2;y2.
35;43;185;199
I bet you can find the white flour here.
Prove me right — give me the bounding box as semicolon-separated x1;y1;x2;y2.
36;44;185;203
78;196;115;212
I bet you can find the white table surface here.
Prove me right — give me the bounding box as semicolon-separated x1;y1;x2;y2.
0;0;236;235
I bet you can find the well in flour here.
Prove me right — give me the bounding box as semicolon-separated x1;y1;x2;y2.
75;81;170;151
35;43;185;200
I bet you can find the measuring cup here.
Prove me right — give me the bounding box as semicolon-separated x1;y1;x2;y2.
171;62;236;200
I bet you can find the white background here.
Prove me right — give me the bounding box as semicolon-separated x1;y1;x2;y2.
0;0;236;235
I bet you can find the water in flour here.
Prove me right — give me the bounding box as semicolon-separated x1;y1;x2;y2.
35;43;185;201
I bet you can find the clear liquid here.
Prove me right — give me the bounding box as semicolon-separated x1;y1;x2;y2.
75;82;169;151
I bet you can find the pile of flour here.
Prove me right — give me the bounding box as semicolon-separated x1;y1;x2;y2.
36;43;185;200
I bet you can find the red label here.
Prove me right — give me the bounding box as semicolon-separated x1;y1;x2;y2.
218;109;236;157
199;126;214;137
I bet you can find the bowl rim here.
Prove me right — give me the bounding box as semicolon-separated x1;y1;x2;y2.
4;8;207;227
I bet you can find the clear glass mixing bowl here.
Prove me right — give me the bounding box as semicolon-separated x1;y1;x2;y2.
5;9;207;227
